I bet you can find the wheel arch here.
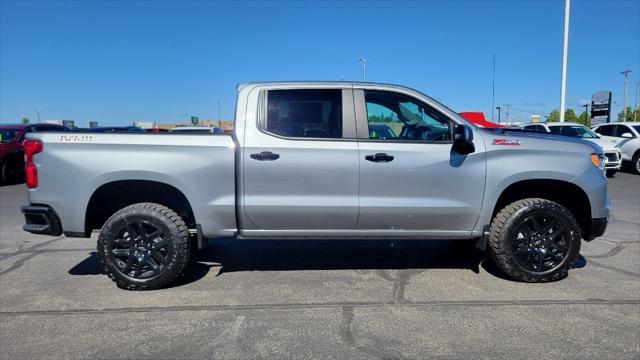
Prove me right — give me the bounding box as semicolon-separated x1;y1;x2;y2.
85;180;196;236
491;179;592;240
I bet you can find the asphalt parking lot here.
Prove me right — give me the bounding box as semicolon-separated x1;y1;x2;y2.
0;172;638;359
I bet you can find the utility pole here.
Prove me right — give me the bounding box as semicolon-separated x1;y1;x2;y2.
357;58;367;82
583;103;589;125
504;104;512;123
559;0;570;123
36;110;41;123
620;69;631;122
491;53;496;122
496;106;501;124
635;81;639;122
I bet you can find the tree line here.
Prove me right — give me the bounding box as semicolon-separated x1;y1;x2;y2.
546;106;639;126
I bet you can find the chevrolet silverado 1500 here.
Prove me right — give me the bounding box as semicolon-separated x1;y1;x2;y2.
21;82;609;289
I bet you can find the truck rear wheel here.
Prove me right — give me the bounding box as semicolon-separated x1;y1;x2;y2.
97;203;191;290
488;198;581;282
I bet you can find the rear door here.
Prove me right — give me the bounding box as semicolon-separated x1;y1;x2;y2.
354;88;486;236
242;87;360;232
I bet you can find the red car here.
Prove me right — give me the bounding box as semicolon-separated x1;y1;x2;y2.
0;123;67;184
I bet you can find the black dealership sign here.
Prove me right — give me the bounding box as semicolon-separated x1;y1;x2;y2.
591;91;612;125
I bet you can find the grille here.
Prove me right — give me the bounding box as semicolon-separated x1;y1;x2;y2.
605;152;619;162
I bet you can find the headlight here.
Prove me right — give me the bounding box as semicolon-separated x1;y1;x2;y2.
590;153;606;170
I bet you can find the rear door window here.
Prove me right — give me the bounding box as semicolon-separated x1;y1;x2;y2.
265;89;342;138
595;125;615;136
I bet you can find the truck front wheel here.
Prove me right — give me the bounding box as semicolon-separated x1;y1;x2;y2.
488;198;581;282
97;203;191;290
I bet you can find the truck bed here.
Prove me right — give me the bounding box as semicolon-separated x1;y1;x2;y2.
26;132;237;238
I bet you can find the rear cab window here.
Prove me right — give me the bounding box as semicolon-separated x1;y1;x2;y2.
264;89;343;139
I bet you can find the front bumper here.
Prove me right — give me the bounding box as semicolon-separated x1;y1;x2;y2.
604;151;622;170
585;217;608;241
21;204;62;236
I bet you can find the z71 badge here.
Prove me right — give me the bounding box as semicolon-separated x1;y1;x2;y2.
493;139;521;146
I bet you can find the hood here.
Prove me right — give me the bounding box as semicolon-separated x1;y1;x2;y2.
585;136;619;151
478;128;603;154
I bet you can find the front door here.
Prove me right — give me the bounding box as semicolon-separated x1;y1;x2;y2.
355;89;486;236
242;88;360;232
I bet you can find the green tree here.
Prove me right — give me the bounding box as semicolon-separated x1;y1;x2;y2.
564;108;578;122
21;117;29;124
547;109;560;122
617;106;639;122
577;111;591;127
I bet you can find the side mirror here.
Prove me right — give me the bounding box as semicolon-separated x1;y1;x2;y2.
453;123;474;153
621;132;634;139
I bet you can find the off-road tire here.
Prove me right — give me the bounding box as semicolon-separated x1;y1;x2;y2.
97;202;191;290
488;198;581;282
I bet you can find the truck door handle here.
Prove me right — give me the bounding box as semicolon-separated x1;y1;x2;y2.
365;153;394;162
250;151;280;161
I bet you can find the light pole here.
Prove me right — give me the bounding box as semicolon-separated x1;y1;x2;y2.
583;103;589;125
621;69;631;122
504;104;512;123
559;0;570;123
635;81;639;122
496;106;501;124
357;58;367;82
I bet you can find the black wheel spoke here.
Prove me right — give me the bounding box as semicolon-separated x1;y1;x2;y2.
113;237;130;245
145;230;162;242
111;248;130;257
151;238;168;250
151;250;168;265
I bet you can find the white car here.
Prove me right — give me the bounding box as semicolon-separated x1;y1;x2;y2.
591;122;640;174
521;122;622;176
169;126;224;134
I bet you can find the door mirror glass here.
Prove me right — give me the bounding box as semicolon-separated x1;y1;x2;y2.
621;132;634;138
453;124;474;154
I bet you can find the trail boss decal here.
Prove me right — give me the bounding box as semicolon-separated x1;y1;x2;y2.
493;139;521;146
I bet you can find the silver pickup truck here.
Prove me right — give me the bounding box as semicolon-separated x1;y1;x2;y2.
21;81;609;290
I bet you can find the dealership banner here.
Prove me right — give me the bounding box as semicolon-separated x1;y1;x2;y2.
591;91;612;125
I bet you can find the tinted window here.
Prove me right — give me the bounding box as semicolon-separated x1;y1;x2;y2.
33;126;65;132
0;129;20;143
365;91;452;142
614;125;634;137
595;125;614;136
265;89;342;138
549;126;562;135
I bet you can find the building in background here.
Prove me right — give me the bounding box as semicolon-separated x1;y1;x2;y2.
530;114;541;123
89;121;99;128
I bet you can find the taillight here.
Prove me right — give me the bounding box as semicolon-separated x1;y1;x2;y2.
22;139;43;188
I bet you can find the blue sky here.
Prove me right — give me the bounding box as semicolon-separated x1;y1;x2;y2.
1;0;638;126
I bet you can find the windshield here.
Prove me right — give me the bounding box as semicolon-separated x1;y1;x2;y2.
0;129;20;143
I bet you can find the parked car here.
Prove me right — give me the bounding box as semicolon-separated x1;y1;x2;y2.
169;126;224;134
0;123;68;184
520;122;622;176
591;122;640;174
82;126;145;133
22;81;609;289
145;128;169;133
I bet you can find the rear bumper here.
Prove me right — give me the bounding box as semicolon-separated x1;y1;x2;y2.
21;204;62;236
585;217;608;241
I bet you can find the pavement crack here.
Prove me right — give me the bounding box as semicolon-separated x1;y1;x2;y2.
0;236;65;260
2;299;638;317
